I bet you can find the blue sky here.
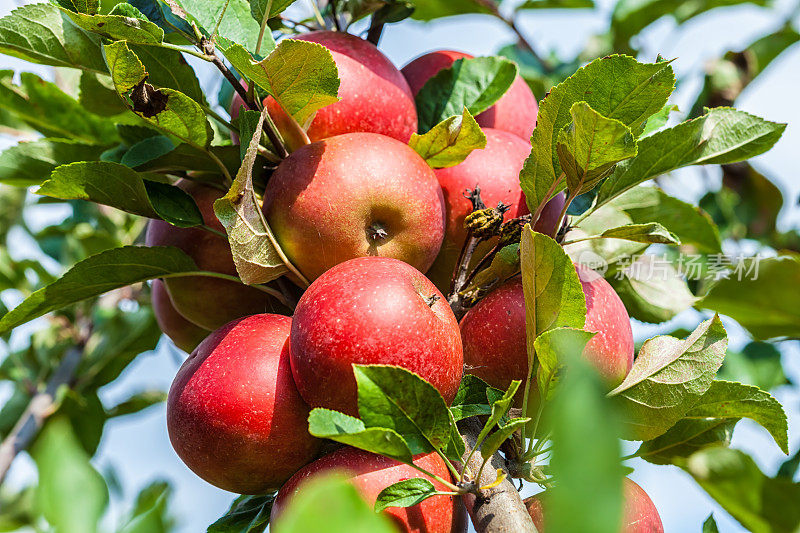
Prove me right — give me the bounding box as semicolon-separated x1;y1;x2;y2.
1;0;799;531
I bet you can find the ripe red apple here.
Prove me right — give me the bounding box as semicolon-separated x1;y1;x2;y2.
231;31;417;144
263;132;445;282
402;50;538;140
289;257;463;415
145;179;290;330
272;447;467;533
167;314;320;494
460;264;634;396
151;279;208;353
526;478;664;532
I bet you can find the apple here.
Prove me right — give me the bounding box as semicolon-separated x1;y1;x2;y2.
263;132;446;282
402;50;538;140
151;279;209;353
289;256;463;415
460;263;634;396
167;314;321;494
525;478;664;533
231;31;417;144
272;447;467;533
145;179;290;330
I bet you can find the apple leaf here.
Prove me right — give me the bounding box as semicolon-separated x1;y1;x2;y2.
409;107;486;168
598;222;679;244
535;327;595;402
410;0;492;21
481;417;530;461
700;254;800;340
208;494;274;533
717;342;790;392
61;7;165;44
449;374;505;421
548;351;625;533
703;514;721;533
130;144;242;176
521;55;674;214
54;0;100;15
0;3;108;73
607;255;698;324
610;316;728;441
213;107;292;285
127;0;195;38
0;139;108;187
118;136;176;168
221;39;340;126
636;417;738;465
518;0;594;8
307;408;413;463
105;390;167;418
354;365;454;454
273;475;398;533
173;0;264;54
128;43;206;105
374;478;438;512
103;41;212;149
641;103;679;137
250;0;296;22
557;101;638;196
597;108;786;209
0;245;221;334
37;161;202;227
475;381;521;447
680;447;800;533
415;56;519;133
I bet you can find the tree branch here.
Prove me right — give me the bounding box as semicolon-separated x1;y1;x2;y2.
459;418;538;533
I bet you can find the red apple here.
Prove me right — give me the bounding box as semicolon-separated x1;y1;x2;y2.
526;478;664;533
272;447;467;533
460;264;634;396
145;179;290;330
289;257;463;416
151;279;209;353
402;50;538;140
263;132;445;282
167;314;320;494
232;31;417;144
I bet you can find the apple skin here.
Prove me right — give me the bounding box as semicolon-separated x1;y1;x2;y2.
231;31;417;144
167;314;321;494
151;279;209;353
272;447;467;533
401;50;538;140
289;257;464;416
459;264;634;396
526;478;664;533
263;132;446;282
145;179;290;330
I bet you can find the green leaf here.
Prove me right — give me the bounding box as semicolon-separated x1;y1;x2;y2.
128;0;195;37
599;222;679;244
119;481;172;533
207;494;273;533
307;408;413;462
0;71;118;144
0;245;203;333
129;43;206;105
31;416;108;533
175;0;263;54
221;39;339;126
250;0;296;21
475;380;521;448
778;449;800;480
106;390;167;418
636;417;737;465
355;365;453;454
597;108;786;208
119;136;176;168
548;350;625;533
480;417;530;460
681;447;800;533
700;254;800;340
37;161;202;227
374;478;438;512
557;101;638;196
213;107;290;285
272;474;398;533
410;0;492;21
416;56;518;133
449;374;504;421
518;0;594;7
641;104;679;137
409;107;486;168
0;3;108;73
103;41;212;148
53;0;100;15
521;55;674;214
61;8;164;44
703;514;721;533
131;143;242;175
609;316;728;441
535;327;595;402
717;342;790;392
79;72;129;116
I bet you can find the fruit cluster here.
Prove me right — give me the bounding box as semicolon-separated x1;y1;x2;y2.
149;31;663;532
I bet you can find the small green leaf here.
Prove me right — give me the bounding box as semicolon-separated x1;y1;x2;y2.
717;342;790;392
355;365;453;454
480;417;530;461
535;327;595;402
374;478;438;512
449;374;504;421
129;43;206;105
307;408;413;463
476;380;521;446
599;222;679;244
609;316;728;441
409;107;486;168
128;0;195;37
174;0;263;53
642;104;679;137
636;418;737;465
250;0;295;22
119;136;176;168
61;8;164;44
416;56;518;133
53;0;100;15
0;139;108;187
106;390;167;418
703;514;720;533
518;0;593;7
119;481;172;533
207;494;273;533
